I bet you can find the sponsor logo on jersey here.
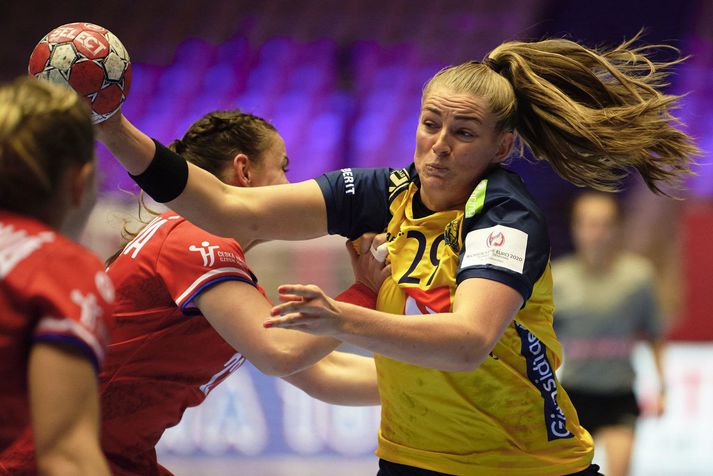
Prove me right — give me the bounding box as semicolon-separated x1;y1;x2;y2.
341;168;356;195
0;223;54;278
515;322;573;441
216;249;241;265
462;225;527;274
189;241;221;267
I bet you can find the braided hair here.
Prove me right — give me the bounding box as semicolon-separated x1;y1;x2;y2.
168;110;277;178
107;109;277;265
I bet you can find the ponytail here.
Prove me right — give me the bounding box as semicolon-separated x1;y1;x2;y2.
486;32;698;194
424;33;699;194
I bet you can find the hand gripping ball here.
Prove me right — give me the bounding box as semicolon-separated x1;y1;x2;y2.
29;22;132;123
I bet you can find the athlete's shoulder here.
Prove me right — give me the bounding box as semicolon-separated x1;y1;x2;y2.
463;166;547;236
457;167;550;299
479;166;546;219
165;212;247;259
171;212;240;241
0;211;103;279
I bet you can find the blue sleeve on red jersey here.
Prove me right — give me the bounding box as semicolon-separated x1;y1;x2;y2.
456;167;550;303
314;168;393;240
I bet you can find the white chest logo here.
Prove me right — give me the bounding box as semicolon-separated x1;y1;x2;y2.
189;241;220;267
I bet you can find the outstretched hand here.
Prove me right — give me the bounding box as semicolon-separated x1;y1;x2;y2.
264;284;344;336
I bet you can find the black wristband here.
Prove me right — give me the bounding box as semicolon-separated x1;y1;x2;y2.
128;139;189;203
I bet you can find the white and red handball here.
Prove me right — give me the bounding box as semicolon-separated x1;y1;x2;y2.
29;22;131;123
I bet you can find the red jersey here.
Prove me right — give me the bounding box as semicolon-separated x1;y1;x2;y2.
100;212;258;475
0;211;114;473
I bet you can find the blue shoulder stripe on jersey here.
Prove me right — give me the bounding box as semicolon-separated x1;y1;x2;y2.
180;276;257;317
34;334;101;372
457;266;532;302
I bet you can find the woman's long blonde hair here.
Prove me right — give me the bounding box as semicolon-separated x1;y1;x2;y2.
424;32;699;194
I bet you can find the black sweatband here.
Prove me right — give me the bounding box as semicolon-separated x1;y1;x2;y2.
129;139;189;203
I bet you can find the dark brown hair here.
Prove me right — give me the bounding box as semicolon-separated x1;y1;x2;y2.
168;109;277;177
107;109;277;265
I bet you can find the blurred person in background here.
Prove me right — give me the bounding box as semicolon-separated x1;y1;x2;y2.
553;191;666;476
0;78;113;475
94;32;698;475
100;110;385;476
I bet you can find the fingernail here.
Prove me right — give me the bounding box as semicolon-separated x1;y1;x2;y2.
264;321;273;328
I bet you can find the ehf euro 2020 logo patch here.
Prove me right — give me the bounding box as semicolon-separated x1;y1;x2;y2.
461;225;528;274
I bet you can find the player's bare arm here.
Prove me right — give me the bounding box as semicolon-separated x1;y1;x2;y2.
194;281;341;377
283;352;379;406
194;233;388;376
266;278;522;372
29;343;110;476
97;113;328;243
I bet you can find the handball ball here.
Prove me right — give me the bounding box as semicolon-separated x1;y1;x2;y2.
29;22;131;123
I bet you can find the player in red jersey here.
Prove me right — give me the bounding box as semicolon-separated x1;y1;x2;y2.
0;78;113;475
98;111;385;476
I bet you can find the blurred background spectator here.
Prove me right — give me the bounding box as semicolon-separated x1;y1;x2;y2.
553;192;666;476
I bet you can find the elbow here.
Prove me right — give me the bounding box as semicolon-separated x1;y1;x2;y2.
441;358;483;373
252;347;310;377
440;338;490;372
36;456;77;476
292;378;328;401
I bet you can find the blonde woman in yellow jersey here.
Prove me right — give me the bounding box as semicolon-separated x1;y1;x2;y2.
94;33;697;475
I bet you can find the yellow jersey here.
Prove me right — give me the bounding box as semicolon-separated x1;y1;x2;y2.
316;165;593;475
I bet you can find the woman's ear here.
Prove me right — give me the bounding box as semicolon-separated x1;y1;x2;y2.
494;130;515;164
231;153;251;187
69;161;96;206
60;161;98;241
